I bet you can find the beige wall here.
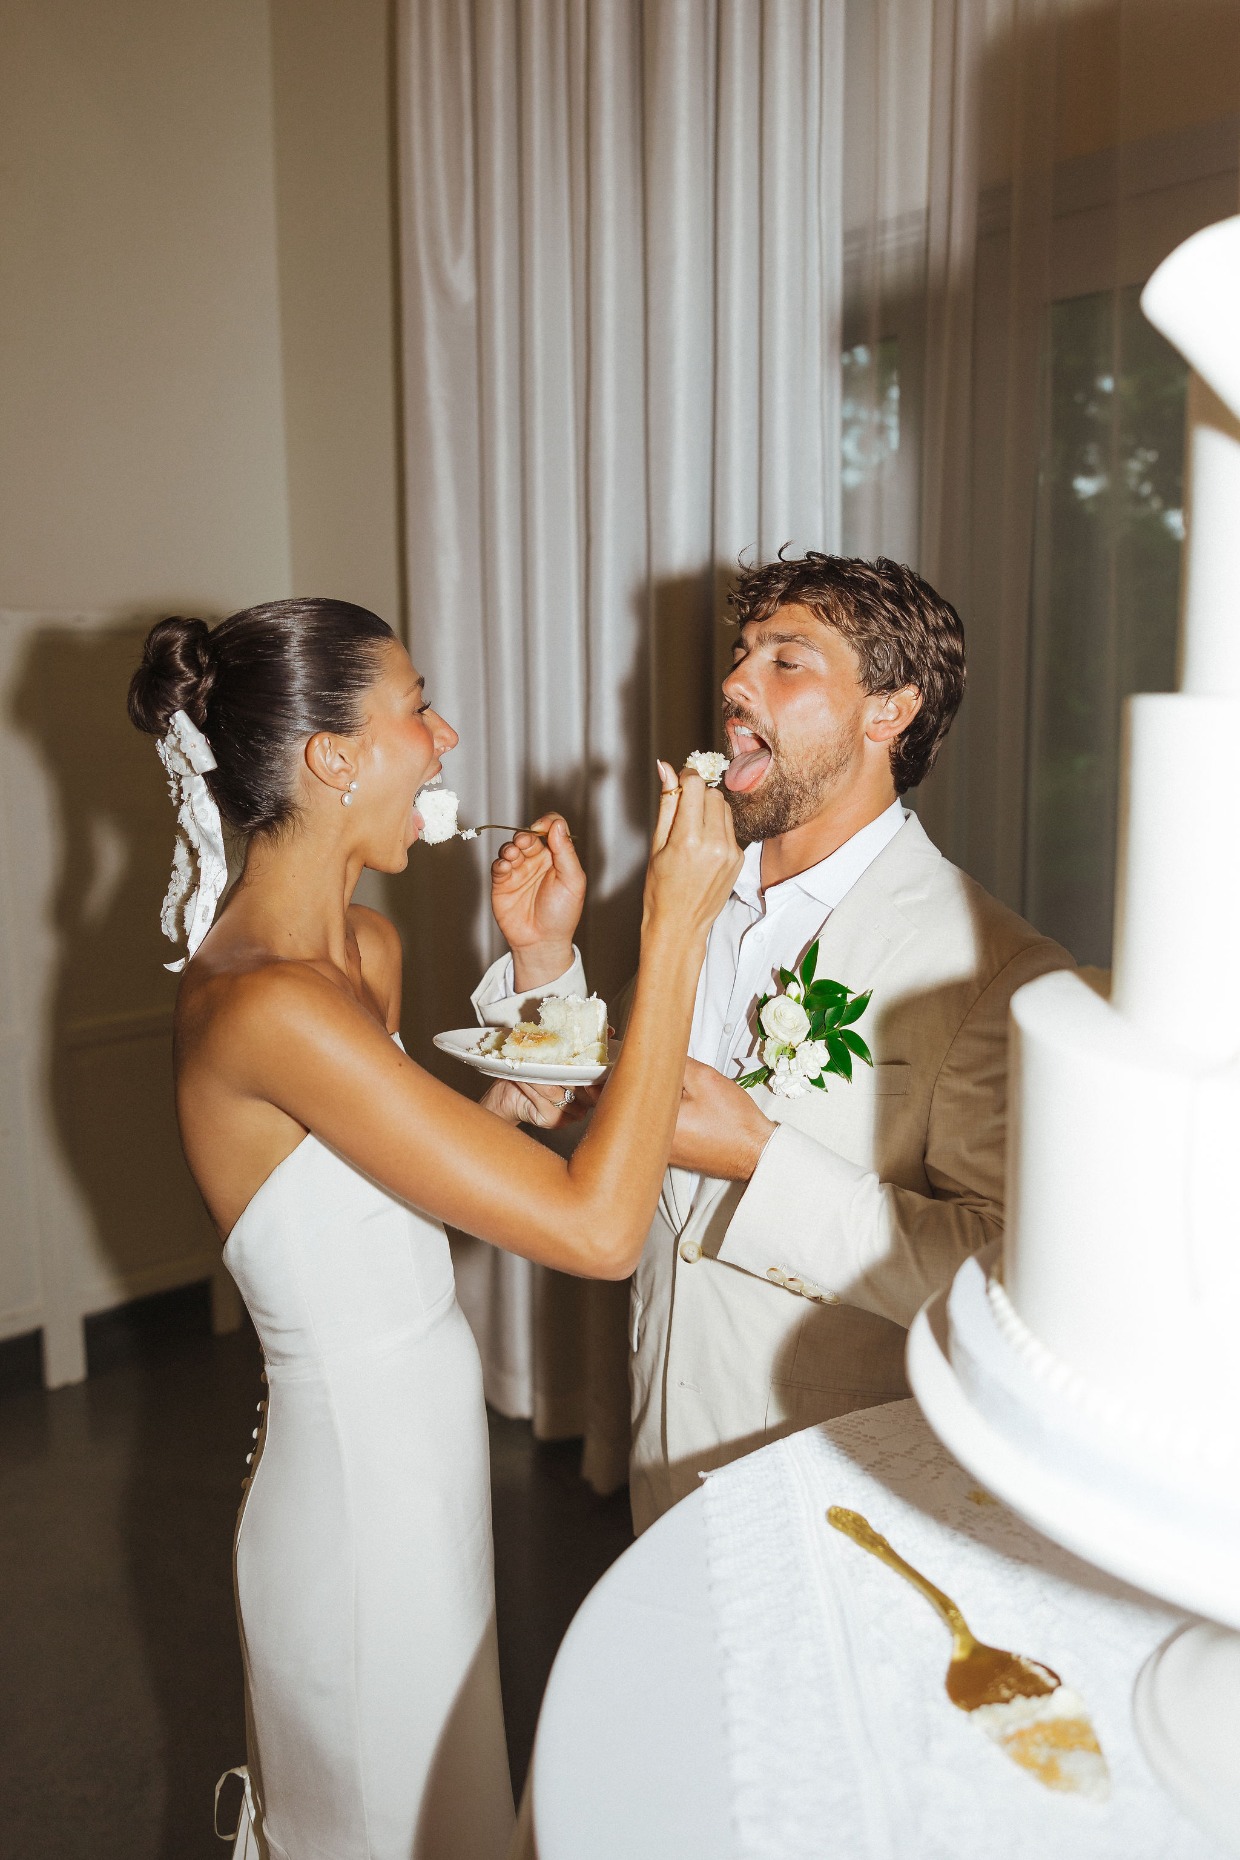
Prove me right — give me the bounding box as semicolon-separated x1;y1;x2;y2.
980;0;1240;186
270;0;404;627
0;0;293;614
0;0;403;621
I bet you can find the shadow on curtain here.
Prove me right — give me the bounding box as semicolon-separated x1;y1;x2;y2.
393;0;845;1489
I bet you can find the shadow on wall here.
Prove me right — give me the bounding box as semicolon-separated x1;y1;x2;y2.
6;618;220;1314
5;614;251;1858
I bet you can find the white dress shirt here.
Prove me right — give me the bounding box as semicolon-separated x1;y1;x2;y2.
472;799;908;1217
669;797;907;1213
687;799;908;1084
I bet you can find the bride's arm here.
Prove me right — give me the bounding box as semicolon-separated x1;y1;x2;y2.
208;773;738;1280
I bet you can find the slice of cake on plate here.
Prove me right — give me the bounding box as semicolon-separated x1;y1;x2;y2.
482;994;608;1067
536;994;608;1064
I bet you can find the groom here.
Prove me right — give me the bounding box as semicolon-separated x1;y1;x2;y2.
473;552;1070;1531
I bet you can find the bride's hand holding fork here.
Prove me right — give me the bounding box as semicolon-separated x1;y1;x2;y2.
489;812;586;991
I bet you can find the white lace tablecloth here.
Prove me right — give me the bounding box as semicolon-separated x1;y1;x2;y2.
704;1399;1227;1860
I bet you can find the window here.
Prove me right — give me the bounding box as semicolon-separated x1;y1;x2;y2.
1024;285;1187;965
840;336;908;560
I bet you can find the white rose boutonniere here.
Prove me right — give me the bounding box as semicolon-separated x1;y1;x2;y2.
737;939;872;1099
760;993;811;1046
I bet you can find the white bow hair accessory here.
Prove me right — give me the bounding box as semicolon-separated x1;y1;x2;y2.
156;708;227;972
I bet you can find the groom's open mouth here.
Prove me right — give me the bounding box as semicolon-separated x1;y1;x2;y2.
723;719;774;793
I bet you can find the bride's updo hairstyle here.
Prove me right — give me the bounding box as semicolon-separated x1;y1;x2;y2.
129;598;395;836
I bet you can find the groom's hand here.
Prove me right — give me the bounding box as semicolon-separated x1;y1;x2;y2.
490;814;586;990
670;1059;776;1181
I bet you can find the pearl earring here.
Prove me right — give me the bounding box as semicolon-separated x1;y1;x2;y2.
342;781;358;807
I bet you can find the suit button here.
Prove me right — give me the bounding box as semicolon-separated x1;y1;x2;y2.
766;1266;786;1284
679;1239;702;1263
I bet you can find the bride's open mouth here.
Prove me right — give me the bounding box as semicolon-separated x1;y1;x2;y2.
411;762;444;828
723;719;773;793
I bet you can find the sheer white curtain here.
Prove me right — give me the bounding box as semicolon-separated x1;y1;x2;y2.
836;0;979;847
395;0;844;1489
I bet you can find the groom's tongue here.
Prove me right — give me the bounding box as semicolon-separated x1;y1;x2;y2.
724;727;773;793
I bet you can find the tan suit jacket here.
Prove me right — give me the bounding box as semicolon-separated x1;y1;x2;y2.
626;814;1071;1531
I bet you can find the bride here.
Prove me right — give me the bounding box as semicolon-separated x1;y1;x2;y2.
128;597;739;1860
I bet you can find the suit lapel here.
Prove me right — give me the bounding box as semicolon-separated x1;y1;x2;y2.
802;812;937;978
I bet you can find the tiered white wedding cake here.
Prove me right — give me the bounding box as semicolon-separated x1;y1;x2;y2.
908;214;1240;1852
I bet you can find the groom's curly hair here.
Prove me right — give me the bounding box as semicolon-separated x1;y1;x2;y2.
728;551;966;793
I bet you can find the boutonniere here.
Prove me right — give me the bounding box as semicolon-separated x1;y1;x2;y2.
736;938;873;1099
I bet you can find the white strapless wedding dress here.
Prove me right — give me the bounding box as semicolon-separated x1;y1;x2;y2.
219;1075;515;1860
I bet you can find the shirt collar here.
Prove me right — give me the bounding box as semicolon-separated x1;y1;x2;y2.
731;798;908;914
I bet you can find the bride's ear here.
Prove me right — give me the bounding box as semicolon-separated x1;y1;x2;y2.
304;730;359;802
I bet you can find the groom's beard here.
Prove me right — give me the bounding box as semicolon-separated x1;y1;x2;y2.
724;714;860;846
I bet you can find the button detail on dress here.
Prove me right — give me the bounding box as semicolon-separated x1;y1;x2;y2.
766;1266;787;1285
679;1239;702;1263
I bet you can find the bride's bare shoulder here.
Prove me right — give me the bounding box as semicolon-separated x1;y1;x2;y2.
176;954;379;1085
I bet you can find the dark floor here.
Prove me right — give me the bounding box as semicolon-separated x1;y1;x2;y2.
0;1285;633;1859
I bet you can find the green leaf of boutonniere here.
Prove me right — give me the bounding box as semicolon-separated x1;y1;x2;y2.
737;954;873;1095
838;990;872;1026
805;978;848;1008
825;1035;854;1080
837;1028;873;1065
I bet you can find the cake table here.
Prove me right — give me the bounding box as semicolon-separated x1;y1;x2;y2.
526;1402;1220;1860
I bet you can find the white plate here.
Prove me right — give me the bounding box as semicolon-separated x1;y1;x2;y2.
433;1027;614;1085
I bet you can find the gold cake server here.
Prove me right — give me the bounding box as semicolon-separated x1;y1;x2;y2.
827;1506;1109;1799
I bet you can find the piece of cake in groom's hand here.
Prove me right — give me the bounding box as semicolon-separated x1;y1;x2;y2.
684;750;730;786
